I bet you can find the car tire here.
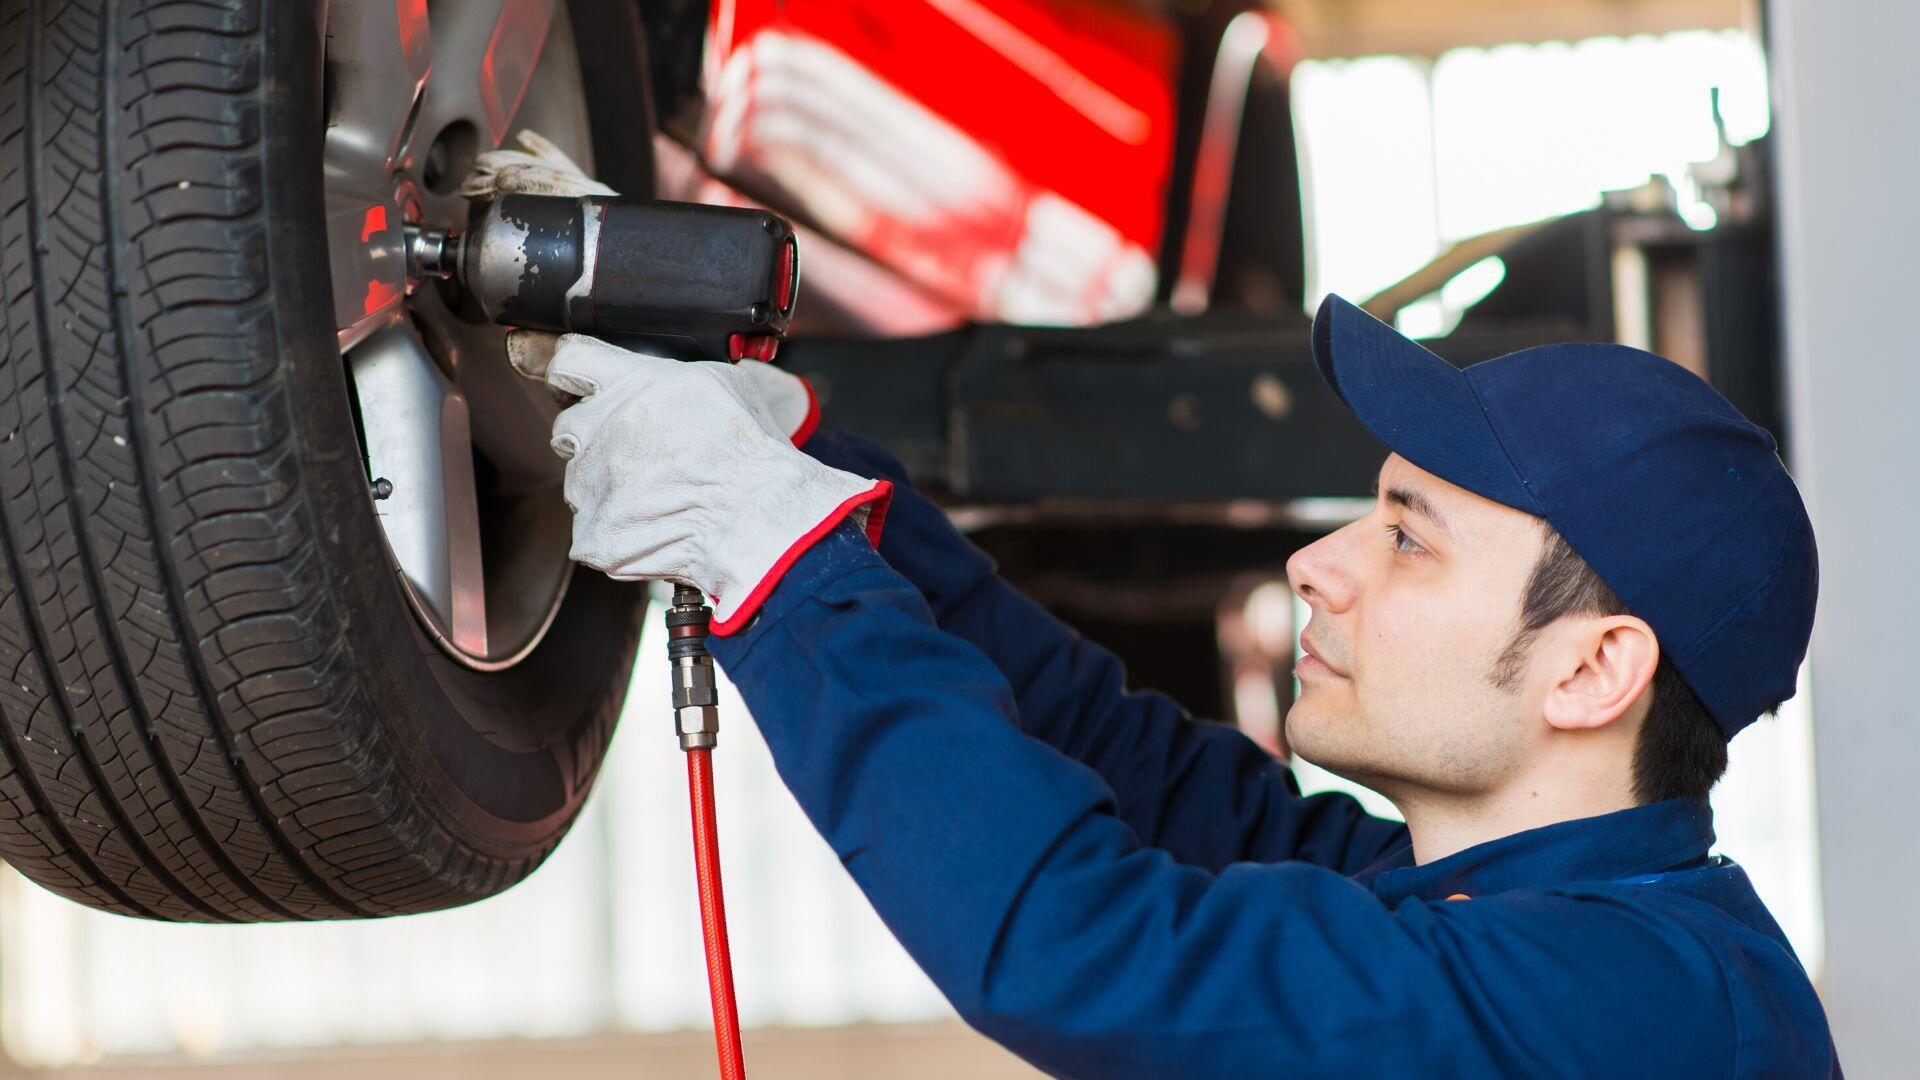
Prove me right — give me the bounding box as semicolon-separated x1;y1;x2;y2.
0;0;646;921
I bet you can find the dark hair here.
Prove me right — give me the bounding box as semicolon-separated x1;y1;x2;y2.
1490;529;1728;803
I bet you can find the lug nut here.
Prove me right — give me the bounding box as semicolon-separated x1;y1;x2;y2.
404;225;458;280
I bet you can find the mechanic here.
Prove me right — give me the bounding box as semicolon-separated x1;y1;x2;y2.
474;144;1838;1076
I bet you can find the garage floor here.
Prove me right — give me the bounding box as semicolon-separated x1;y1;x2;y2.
0;1022;1041;1080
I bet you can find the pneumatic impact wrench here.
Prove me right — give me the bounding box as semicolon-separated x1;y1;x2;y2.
407;192;799;363
410;193;797;1080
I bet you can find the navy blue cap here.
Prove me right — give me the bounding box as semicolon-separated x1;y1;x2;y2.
1310;294;1817;738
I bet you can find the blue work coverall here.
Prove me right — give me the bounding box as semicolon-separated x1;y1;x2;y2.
707;430;1840;1078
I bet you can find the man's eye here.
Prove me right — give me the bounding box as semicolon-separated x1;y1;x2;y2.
1385;523;1423;555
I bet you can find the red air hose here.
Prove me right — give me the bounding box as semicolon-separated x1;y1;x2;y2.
686;747;746;1080
667;585;747;1078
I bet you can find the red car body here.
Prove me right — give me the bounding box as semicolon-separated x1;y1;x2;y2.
686;0;1183;330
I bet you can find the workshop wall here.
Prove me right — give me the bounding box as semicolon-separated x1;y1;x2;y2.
1294;29;1768;330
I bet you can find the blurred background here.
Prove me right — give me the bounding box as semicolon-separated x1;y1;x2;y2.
3;0;1912;1075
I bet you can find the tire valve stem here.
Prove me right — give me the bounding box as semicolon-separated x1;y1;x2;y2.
370;477;394;501
666;585;747;1079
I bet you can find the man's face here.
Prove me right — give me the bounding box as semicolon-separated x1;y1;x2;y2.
1284;454;1548;799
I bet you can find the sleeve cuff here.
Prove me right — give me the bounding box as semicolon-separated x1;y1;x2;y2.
709;479;893;637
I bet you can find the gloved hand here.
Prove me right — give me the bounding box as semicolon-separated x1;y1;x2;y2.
544;334;889;633
734;359;821;447
460;129;617;200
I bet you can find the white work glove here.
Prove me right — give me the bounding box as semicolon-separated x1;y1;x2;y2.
734;359;821;446
544;334;888;633
460;129;617;200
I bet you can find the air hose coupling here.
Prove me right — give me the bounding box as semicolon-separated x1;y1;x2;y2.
666;585;720;752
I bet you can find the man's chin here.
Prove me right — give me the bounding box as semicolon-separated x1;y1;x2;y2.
1290;743;1404;803
1284;708;1385;787
1282;706;1339;768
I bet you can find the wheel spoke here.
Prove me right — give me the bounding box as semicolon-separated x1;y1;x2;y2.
326;193;408;350
348;326;490;657
324;0;434;188
474;0;562;146
325;0;432;344
408;285;567;494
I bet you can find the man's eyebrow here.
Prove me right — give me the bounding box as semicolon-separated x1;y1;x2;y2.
1381;483;1456;538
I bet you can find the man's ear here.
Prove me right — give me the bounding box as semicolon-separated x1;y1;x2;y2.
1540;617;1660;733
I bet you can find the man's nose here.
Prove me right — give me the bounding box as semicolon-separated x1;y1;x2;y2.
1287;530;1357;614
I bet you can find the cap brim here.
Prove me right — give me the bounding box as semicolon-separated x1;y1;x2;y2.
1311;294;1541;515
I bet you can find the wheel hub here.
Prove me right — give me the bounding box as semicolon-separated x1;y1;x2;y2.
322;0;591;670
